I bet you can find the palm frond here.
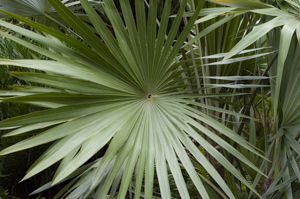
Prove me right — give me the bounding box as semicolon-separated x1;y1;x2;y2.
0;0;264;198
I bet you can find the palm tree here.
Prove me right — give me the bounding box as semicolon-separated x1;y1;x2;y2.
0;0;264;198
1;0;300;198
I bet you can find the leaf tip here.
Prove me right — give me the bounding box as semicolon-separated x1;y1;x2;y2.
19;177;26;183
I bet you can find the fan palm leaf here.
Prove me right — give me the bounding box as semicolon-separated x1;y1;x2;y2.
203;0;300;198
0;0;264;198
0;0;100;27
211;0;300;116
254;22;300;199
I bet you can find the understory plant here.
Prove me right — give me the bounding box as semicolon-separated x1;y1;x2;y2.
0;0;264;198
0;0;300;198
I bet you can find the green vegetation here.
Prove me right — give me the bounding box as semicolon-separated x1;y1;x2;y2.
0;0;300;198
